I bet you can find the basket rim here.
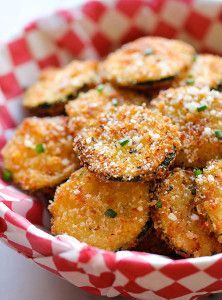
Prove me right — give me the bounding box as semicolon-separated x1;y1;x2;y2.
1;0;222;282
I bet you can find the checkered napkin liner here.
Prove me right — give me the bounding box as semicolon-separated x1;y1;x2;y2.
1;0;222;299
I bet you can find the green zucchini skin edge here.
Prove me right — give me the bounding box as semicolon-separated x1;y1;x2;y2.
212;82;222;92
133;75;176;87
27;84;92;116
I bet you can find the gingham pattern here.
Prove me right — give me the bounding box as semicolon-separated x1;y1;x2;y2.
1;0;222;299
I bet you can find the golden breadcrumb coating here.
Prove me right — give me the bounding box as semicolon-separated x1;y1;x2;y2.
151;86;222;167
2;117;80;191
65;83;149;136
100;36;195;88
195;159;222;244
74;105;181;182
152;168;222;257
23;60;98;115
49;168;150;251
173;54;222;89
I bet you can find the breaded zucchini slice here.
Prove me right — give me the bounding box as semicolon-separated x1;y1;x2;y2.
23;60;98;116
195;159;222;243
99;37;195;88
152;168;222;257
173;54;222;90
1;117;80;191
65;83;149;136
151;86;222;167
74;105;181;182
49;168;150;251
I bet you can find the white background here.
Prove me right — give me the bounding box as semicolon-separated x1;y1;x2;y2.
0;0;221;299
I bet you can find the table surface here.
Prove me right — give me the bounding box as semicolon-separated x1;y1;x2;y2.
0;1;221;299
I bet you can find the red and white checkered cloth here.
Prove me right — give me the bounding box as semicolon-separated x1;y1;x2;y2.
1;0;222;299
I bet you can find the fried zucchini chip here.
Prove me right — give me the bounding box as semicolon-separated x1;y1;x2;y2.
49;168;150;251
100;37;195;89
151;86;222;167
2;117;80;191
65;83;149;136
74;105;181;182
23;60;98;116
195;159;222;243
152;168;222;257
173;54;222;90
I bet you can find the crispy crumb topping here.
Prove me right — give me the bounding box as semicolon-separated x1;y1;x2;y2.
173;54;222;89
152;168;222;257
151;86;222;167
49;168;150;251
74;104;181;181
65;83;149;136
195;159;222;243
100;36;195;86
2;117;80;191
